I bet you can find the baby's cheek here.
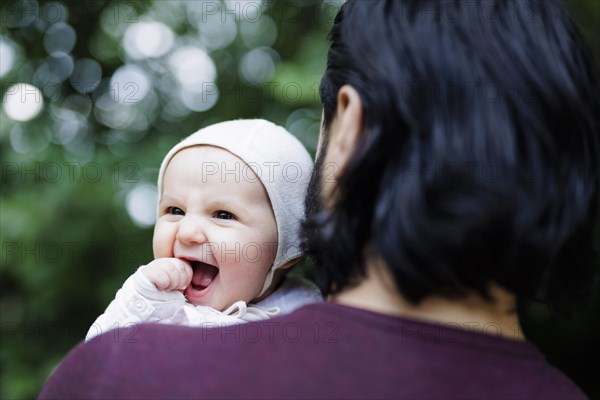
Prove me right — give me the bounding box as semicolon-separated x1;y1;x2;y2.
151;236;161;258
152;225;172;258
241;243;262;264
230;272;264;302
260;241;278;267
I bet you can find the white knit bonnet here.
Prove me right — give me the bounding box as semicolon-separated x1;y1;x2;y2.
157;119;314;297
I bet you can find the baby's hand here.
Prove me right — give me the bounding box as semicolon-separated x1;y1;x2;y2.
141;258;193;292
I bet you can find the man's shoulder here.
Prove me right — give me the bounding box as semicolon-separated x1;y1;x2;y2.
39;303;346;398
40;302;587;399
82;302;340;357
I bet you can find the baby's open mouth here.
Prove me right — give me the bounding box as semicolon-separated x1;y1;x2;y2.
189;260;219;291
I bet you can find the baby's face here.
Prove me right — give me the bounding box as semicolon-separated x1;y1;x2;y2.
153;145;278;311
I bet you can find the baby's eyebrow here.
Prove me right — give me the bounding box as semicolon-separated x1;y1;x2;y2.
158;194;181;205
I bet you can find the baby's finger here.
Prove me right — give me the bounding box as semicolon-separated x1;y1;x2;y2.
182;263;193;288
166;264;184;291
149;268;172;291
162;259;187;291
150;261;175;291
174;259;192;290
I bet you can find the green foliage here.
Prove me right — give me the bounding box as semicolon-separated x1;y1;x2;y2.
0;1;598;399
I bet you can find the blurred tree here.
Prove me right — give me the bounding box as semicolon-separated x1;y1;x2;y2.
0;1;598;399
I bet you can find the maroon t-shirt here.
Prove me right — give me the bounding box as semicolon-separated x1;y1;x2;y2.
39;302;586;399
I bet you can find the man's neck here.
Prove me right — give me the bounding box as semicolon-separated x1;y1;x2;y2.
330;261;524;341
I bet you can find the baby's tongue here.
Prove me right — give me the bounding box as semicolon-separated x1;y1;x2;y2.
191;262;218;288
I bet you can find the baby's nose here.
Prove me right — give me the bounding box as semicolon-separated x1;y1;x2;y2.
175;216;207;245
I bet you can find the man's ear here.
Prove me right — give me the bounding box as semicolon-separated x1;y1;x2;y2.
328;85;363;176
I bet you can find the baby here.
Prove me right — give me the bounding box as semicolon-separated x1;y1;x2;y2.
86;119;321;341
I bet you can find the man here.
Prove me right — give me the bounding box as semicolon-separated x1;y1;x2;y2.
40;0;598;398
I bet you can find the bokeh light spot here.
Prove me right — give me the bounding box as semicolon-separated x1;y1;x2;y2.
3;83;44;121
239;47;276;84
9;124;50;154
196;11;237;50
240;15;277;48
43;22;76;56
168;46;216;88
70;58;102;93
110;64;151;103
33;52;74;86
123;21;175;59
0;38;17;78
126;184;158;227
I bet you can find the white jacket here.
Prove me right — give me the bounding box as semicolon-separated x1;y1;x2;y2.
86;269;322;341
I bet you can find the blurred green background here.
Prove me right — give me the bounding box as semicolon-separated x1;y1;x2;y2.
1;1;598;399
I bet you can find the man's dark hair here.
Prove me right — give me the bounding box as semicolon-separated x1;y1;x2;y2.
303;0;600;311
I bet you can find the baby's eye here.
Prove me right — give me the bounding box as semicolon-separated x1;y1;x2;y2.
167;207;185;216
215;210;234;220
